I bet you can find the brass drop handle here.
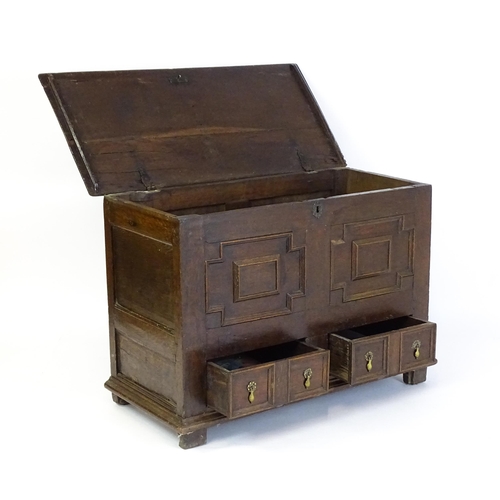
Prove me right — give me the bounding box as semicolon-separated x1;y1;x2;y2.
365;351;374;372
303;368;313;389
247;381;257;404
412;340;421;359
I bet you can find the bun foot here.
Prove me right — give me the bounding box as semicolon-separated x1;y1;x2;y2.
112;394;130;405
179;428;207;449
403;367;427;385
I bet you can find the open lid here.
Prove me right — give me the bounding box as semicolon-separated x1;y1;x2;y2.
39;64;346;196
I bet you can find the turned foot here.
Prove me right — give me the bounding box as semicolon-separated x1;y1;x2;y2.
403;367;427;385
112;394;130;405
178;428;207;449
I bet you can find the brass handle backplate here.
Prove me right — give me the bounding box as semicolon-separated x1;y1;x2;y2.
247;381;257;403
412;340;421;359
365;351;374;372
303;368;313;389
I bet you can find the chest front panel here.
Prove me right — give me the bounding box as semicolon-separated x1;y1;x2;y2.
199;184;425;359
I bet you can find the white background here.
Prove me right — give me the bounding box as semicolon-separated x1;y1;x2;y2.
1;1;498;498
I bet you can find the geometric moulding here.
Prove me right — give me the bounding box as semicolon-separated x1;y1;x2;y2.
205;233;306;327
330;215;415;305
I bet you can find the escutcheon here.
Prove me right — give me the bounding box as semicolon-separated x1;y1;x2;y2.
303;368;313;389
365;351;374;372
247;381;257;403
412;340;421;359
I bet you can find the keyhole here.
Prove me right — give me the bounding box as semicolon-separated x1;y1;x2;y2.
313;203;322;218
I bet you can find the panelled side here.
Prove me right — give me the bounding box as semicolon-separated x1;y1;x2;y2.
104;197;181;408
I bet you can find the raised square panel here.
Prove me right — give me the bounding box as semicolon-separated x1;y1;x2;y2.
352;237;391;280
233;255;279;302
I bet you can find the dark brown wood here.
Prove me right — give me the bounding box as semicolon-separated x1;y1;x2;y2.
40;63;437;448
39;65;345;196
329;317;437;385
403;368;428;385
207;341;329;418
179;429;207;450
112;394;129;405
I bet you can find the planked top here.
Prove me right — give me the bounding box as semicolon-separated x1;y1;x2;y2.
39;64;346;196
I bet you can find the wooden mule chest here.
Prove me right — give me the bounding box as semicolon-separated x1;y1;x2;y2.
39;64;437;448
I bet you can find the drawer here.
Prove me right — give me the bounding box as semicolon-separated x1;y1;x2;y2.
329;317;437;385
288;345;330;403
207;341;329;418
329;330;390;385
399;319;437;371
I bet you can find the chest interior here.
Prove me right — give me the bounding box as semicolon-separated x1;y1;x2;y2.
116;168;414;215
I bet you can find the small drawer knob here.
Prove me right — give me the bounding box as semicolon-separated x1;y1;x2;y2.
247;381;257;403
365;351;374;372
303;368;313;389
412;340;421;359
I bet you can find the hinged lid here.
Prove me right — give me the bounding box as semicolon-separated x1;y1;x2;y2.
39;64;346;196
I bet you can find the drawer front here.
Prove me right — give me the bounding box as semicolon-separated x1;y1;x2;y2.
229;364;275;418
207;341;330;418
329;317;437;386
288;351;330;403
207;361;275;419
400;322;437;372
351;335;390;384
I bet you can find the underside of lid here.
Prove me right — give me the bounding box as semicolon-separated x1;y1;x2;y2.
39;64;346;196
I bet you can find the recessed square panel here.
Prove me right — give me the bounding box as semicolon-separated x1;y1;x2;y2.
353;237;391;280
112;227;174;328
233;255;279;302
